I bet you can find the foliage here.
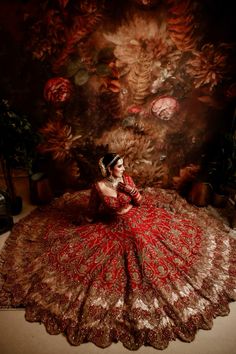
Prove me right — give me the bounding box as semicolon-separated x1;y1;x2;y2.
220;133;236;186
128;49;153;104
167;0;200;52
205;131;236;191
0;99;40;174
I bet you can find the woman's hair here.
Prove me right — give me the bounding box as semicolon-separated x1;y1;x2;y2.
102;153;120;169
99;153;121;177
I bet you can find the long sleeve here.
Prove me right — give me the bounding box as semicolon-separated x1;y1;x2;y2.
86;184;101;222
125;175;142;206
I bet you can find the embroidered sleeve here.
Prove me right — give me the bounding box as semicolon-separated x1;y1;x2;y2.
86;184;101;222
125;175;142;206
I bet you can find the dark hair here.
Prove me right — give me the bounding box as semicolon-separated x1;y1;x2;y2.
102;153;120;169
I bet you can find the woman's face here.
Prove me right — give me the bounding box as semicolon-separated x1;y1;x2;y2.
111;158;125;178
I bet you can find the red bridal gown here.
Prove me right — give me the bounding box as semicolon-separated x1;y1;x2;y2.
0;174;235;350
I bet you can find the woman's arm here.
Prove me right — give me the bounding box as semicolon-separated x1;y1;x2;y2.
118;175;142;206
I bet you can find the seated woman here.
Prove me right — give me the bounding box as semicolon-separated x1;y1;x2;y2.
0;153;235;350
86;153;142;222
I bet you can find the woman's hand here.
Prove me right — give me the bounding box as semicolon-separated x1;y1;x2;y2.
118;182;137;195
118;177;142;205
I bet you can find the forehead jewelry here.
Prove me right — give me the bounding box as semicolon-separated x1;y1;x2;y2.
106;155;120;168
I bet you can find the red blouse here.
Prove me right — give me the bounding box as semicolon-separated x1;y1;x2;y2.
87;174;141;220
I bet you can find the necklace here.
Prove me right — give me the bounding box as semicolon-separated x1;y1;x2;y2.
104;176;122;190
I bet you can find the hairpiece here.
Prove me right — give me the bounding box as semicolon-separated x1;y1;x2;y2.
98;157;107;177
107;154;120;168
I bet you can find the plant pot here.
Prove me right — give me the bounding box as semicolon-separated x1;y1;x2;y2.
0;190;14;234
29;173;53;205
0;215;14;235
212;192;228;208
187;182;213;207
230;209;236;229
10;196;23;216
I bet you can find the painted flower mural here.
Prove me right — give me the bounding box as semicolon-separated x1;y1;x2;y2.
8;0;235;191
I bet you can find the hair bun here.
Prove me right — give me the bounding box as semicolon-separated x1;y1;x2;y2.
98;157;107;177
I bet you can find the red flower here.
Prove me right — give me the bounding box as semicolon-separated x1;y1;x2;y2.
44;77;73;105
127;105;142;114
151;96;179;120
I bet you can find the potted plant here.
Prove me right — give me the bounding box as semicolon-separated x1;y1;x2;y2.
0;99;40;214
203;128;236;207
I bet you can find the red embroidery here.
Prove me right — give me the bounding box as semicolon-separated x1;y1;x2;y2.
0;185;235;349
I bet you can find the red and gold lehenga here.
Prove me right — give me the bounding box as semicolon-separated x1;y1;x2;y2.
0;174;236;350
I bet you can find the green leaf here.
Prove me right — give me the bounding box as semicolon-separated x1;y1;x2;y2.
67;59;85;77
96;63;112;77
74;69;90;86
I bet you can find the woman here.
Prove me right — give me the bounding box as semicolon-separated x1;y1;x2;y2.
0;153;235;350
86;153;142;222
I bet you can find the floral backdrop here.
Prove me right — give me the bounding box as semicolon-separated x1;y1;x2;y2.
0;0;236;194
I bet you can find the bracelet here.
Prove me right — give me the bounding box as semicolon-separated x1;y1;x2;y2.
130;188;139;196
129;188;136;195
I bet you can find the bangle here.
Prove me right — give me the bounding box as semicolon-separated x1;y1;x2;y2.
130;188;139;196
